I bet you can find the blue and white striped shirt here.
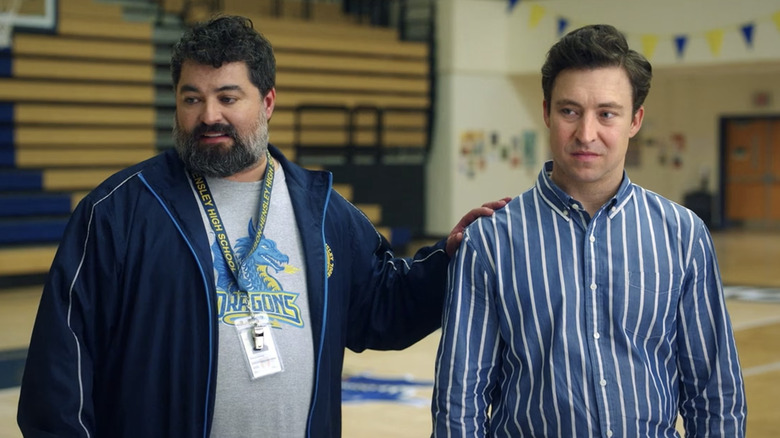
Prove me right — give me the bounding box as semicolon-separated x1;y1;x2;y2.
432;162;746;437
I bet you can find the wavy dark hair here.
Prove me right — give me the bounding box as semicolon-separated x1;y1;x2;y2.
541;24;652;115
170;15;276;97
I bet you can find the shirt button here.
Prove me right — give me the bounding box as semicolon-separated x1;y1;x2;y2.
594;332;600;339
610;206;616;212
563;209;569;216
589;235;595;242
599;379;607;387
607;430;613;437
590;283;597;291
571;204;579;210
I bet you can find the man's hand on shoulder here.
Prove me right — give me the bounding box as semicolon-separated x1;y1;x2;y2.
445;197;512;257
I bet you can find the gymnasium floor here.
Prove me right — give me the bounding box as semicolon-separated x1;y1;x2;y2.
1;229;779;437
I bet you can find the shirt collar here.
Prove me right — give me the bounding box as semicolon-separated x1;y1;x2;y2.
536;160;634;220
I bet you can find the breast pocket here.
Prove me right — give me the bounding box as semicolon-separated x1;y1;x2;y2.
621;270;680;340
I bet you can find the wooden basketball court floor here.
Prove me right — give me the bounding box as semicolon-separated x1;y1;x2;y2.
1;229;779;437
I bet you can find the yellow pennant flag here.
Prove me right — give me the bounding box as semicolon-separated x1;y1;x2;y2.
773;11;780;31
706;29;724;56
641;35;659;60
529;4;546;29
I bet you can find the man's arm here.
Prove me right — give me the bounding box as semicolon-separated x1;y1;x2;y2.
18;203;101;437
343;197;508;352
676;222;747;437
432;224;502;437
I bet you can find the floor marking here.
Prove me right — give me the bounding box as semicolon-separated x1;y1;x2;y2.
731;315;780;332
742;361;780;378
342;374;432;407
724;285;780;303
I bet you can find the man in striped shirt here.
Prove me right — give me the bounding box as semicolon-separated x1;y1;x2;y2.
432;24;746;437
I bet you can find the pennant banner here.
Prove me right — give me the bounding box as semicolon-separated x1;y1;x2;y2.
674;35;688;59
515;2;780;60
741;23;755;47
706;29;724;56
557;17;569;36
641;35;659;60
528;4;545;29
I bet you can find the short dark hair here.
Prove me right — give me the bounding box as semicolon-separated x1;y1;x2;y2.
541;24;652;115
170;15;276;97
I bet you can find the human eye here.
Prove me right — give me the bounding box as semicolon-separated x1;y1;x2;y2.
220;95;237;104
559;107;578;118
600;110;618;120
181;95;200;105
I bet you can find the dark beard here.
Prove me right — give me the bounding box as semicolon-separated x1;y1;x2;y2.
173;121;267;178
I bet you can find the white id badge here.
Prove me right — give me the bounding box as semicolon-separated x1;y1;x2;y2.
234;314;283;379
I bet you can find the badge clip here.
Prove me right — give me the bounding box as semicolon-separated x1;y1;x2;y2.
252;324;265;350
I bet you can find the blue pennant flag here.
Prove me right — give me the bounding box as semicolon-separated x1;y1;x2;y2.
557;17;569;36
674;35;688;58
508;0;520;11
741;23;755;47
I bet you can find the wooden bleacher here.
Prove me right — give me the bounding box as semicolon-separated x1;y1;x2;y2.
0;0;157;280
0;0;428;280
228;4;431;161
164;0;355;25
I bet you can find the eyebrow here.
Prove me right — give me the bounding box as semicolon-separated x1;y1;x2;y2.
178;84;245;94
554;98;625;110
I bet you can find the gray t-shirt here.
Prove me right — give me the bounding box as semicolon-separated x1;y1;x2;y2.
192;164;314;437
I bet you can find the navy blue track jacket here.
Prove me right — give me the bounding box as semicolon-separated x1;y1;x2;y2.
18;146;449;437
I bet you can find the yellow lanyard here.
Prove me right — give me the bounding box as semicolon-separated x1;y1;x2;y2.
190;150;275;290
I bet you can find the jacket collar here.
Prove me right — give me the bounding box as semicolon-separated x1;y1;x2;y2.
268;145;331;337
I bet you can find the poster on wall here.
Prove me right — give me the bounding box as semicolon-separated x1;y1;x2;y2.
459;129;538;178
510;135;523;168
671;133;685;168
459;130;485;178
523;130;537;170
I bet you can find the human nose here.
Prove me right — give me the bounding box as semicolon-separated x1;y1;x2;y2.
575;114;597;144
200;99;224;126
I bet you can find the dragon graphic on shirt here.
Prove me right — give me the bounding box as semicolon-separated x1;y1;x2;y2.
214;219;303;328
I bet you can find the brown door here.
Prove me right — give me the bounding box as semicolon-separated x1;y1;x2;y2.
723;117;780;225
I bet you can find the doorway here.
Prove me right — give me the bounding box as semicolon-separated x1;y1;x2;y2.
720;116;780;228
